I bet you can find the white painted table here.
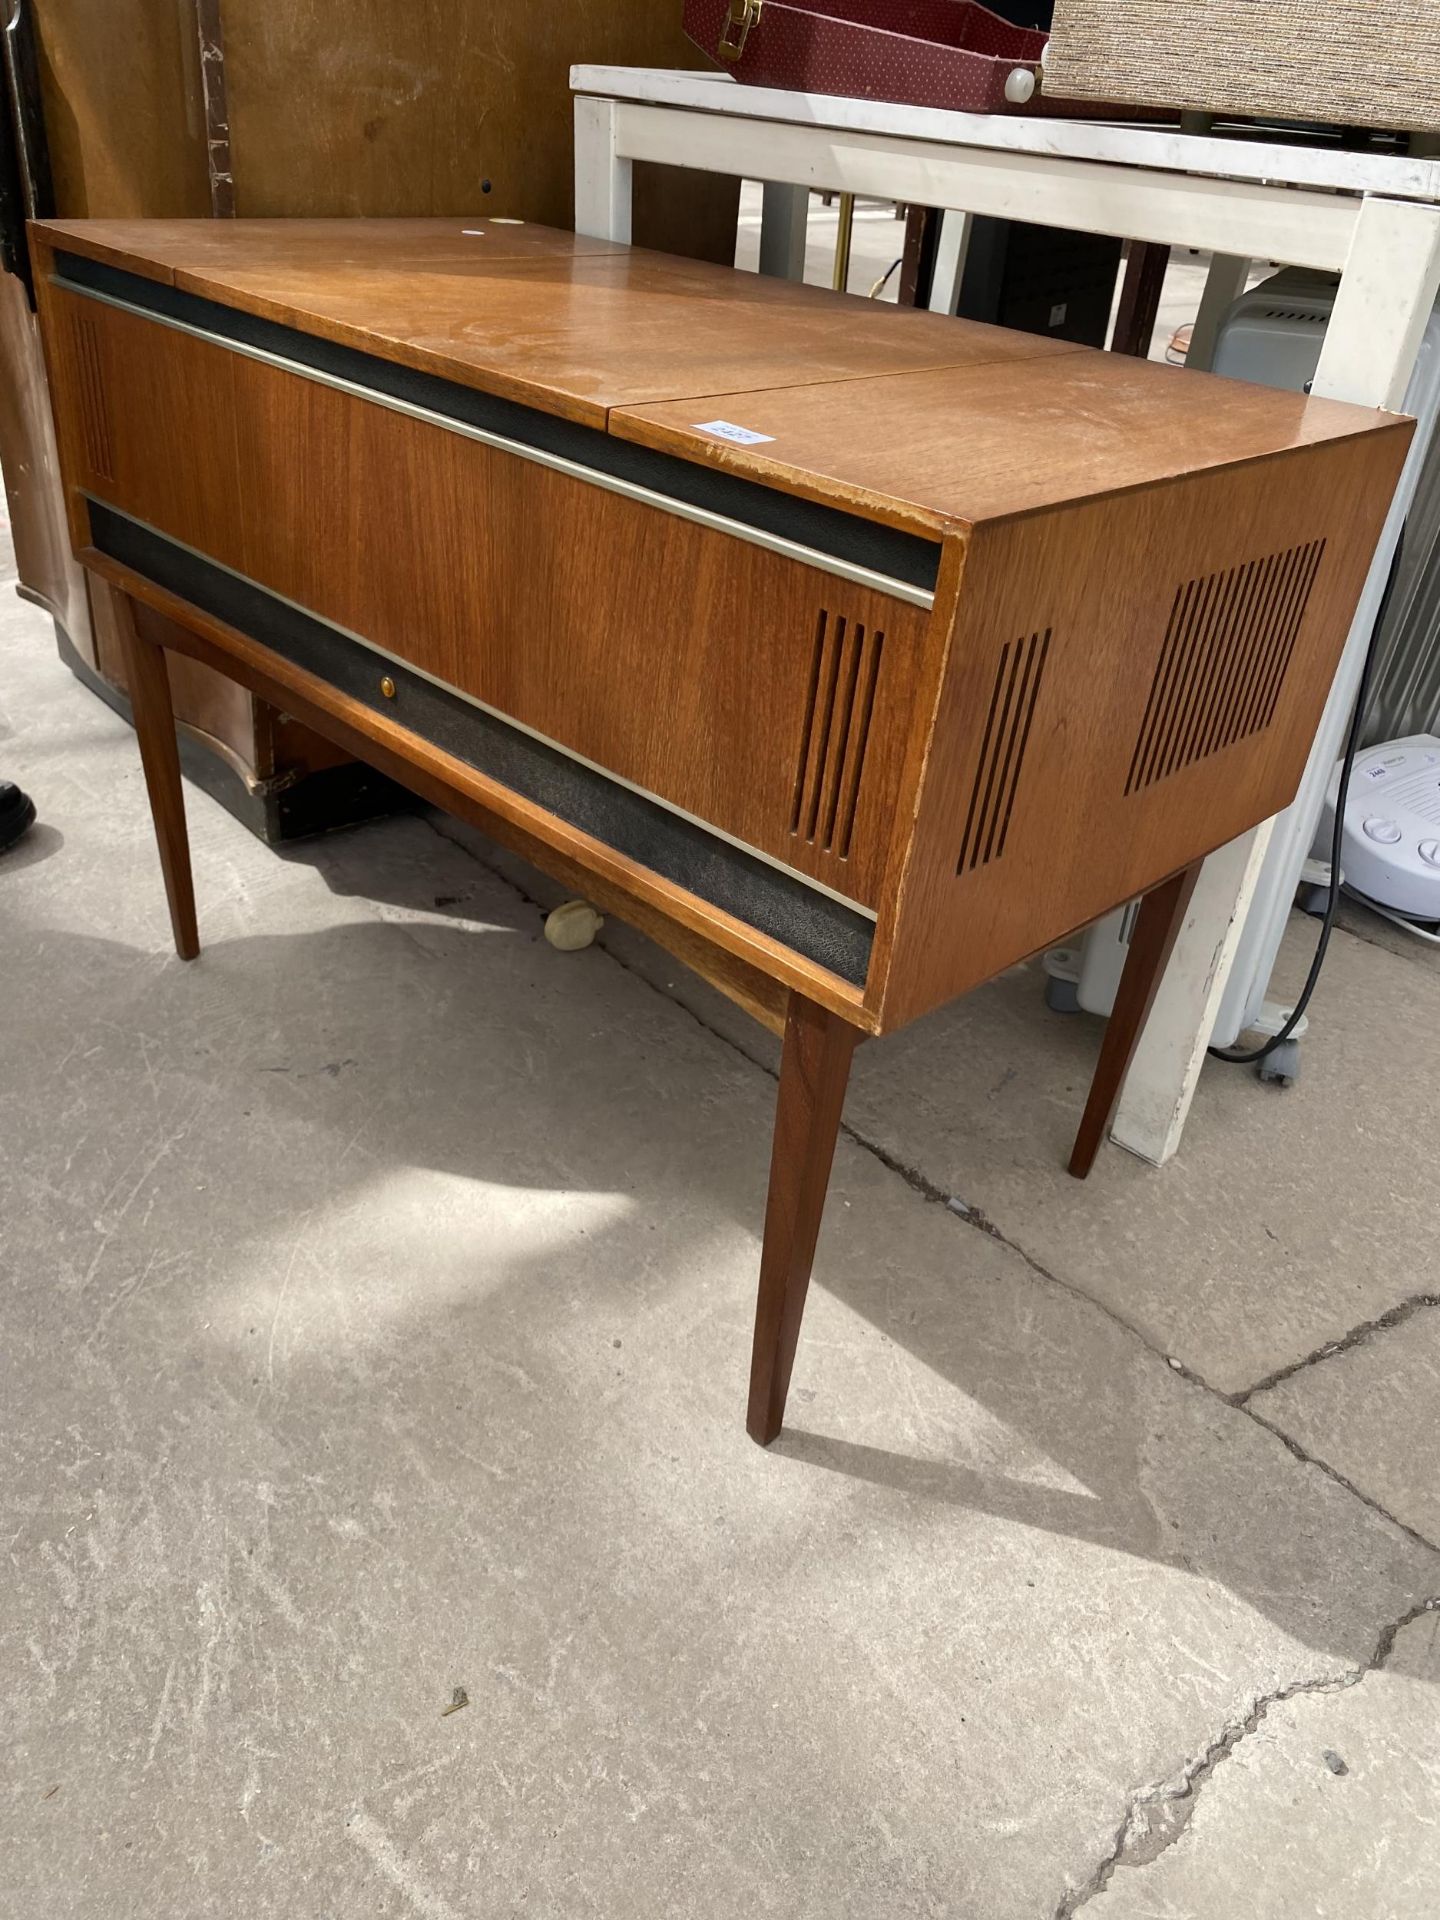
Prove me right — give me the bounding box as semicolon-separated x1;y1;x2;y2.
571;64;1440;1162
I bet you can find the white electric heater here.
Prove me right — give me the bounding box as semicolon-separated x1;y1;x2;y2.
1321;734;1440;921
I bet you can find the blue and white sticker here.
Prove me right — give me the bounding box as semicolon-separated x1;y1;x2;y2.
693;419;775;446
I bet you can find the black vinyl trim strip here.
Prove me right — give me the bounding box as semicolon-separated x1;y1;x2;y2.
56;249;940;596
88;501;874;987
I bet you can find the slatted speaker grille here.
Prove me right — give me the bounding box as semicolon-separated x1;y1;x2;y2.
790;609;885;861
70;309;113;481
956;627;1051;874
1126;540;1326;797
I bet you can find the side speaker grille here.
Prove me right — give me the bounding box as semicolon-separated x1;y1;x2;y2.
70;309;113;482
790;609;885;861
1126;539;1326;797
956;627;1051;874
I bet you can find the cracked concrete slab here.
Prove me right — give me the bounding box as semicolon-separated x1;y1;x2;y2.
837;922;1440;1399
4;533;1438;1916
1082;1608;1440;1919
1249;1307;1440;1549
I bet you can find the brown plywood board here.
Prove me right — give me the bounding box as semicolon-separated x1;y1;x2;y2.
34;3;740;261
33;0;210;218
217;0;740;256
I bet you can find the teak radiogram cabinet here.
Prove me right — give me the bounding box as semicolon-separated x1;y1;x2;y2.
29;216;1410;1441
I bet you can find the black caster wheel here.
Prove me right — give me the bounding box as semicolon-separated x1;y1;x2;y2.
1044;975;1081;1015
1257;1038;1300;1087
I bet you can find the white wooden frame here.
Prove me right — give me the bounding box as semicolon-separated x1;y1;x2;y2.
572;66;1440;1162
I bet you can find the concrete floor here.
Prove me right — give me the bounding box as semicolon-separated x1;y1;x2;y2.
2;505;1439;1919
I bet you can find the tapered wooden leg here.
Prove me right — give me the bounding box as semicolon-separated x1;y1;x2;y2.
1069;861;1201;1178
114;594;199;961
747;994;859;1445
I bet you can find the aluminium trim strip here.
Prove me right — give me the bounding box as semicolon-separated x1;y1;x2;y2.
56;275;936;612
87;495;880;920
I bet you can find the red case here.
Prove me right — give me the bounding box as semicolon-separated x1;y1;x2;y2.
685;0;1112;117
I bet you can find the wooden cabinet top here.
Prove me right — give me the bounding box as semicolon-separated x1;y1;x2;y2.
33;216;1409;538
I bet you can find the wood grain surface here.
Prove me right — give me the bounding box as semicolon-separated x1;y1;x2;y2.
870;426;1412;1028
613;350;1414;534
747;994;859;1444
35;218;1407;531
33;217;628;283
35;0;211;219
218;1;720;229
50;282;925;907
33;218;1081;432
110;587;199;961
33;1;740;253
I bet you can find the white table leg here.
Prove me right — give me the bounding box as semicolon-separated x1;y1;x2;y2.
1185;252;1249;371
1309;197;1440;409
759;181;809;279
573;96;633;243
1112;196;1440;1164
1108;824;1272;1162
1214;194;1440;1047
928;210;972;314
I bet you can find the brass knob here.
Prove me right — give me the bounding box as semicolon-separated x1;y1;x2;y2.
379;675;396;699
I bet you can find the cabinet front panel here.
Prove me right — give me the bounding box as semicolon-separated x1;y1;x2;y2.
49;283;927;910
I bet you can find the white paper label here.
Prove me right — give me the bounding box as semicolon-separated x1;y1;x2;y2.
693;419;775;446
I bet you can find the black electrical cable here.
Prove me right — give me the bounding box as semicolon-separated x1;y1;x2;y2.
1209;531;1405;1066
868;256;903;300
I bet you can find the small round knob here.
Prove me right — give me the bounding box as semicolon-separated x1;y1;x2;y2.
379;675;396;700
1004;67;1037;105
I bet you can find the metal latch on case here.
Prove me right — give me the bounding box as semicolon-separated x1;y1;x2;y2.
718;0;763;60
